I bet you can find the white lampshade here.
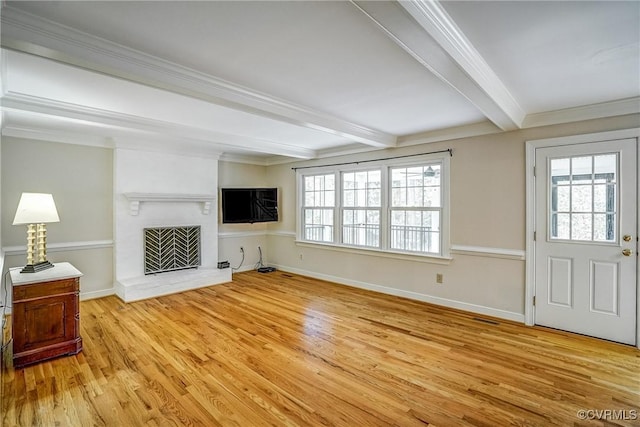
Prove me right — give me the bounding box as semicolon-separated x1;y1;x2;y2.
12;193;60;225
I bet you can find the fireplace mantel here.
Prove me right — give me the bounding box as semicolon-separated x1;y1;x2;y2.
124;193;216;216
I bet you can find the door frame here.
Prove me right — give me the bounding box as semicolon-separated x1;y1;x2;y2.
525;128;640;348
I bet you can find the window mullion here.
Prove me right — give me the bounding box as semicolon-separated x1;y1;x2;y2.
381;166;389;251
335;171;341;244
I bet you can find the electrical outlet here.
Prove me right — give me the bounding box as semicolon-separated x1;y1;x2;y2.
436;273;444;284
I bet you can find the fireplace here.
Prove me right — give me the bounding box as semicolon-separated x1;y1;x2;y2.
144;226;201;274
113;148;231;302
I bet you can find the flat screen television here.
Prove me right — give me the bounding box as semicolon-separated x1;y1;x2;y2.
221;188;279;224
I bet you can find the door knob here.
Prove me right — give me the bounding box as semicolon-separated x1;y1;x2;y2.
623;235;632;242
622;248;632;256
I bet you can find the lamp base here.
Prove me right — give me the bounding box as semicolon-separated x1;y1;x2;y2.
20;261;54;273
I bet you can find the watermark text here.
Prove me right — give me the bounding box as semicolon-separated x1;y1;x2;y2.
576;409;638;421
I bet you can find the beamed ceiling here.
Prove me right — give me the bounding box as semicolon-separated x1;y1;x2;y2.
1;1;638;164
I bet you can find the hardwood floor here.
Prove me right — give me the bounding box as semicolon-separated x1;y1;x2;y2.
2;271;639;426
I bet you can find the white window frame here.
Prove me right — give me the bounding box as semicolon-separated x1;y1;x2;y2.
341;168;383;249
300;173;337;243
296;153;450;261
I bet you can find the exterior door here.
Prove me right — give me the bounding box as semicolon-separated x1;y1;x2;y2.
534;138;637;345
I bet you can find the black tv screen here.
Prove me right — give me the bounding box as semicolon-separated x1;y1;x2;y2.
221;188;279;224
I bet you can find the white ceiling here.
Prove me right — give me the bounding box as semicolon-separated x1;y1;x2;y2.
1;1;638;163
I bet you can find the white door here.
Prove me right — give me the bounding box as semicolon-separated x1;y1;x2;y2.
535;138;637;345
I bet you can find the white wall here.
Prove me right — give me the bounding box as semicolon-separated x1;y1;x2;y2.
262;114;640;321
218;161;269;271
1;137;114;301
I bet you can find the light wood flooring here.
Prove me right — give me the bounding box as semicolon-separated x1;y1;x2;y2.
2;271;639;426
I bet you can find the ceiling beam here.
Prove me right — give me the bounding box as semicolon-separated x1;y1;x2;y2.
1;94;317;159
0;6;396;149
352;0;525;131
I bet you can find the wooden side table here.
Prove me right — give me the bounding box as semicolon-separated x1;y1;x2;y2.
10;262;83;368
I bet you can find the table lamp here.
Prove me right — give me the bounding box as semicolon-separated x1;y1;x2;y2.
12;192;60;273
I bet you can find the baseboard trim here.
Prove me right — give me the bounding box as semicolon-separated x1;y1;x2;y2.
271;264;525;323
232;265;258;273
80;288;115;301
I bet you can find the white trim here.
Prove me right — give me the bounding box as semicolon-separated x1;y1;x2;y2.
1;93;315;159
80;287;115;301
295;152;451;259
525;128;640;348
269;230;525;261
2;239;114;256
268;230;297;238
397;0;525;129
218;230;297;239
294;240;452;265
124;193;215;216
525;128;640;149
397;120;501;147
219;153;272;166
450;245;525;261
0;6;396;148
352;1;522;131
523;97;640;129
232;265;258;274
272;264;525;323
218;231;268;239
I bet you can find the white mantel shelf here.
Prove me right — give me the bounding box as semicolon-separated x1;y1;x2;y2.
124;193;216;215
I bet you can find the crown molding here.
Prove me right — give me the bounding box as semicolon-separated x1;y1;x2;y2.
398;120;500;146
351;0;524;131
0;6;396;149
1;93;316;159
522;97;640;129
219;153;271;166
2;125;114;148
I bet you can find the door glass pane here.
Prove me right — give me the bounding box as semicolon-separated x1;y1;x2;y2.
594;154;616;183
552;213;570;239
571;185;592;212
593;214;607;241
571;157;592;181
551;158;570;185
593;185;607;212
549;154;617;243
556;186;570;212
571;214;592;240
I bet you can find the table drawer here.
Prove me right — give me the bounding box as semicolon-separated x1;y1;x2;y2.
13;278;79;301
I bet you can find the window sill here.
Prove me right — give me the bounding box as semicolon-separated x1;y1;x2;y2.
294;240;453;265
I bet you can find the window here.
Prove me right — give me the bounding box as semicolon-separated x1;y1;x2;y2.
302;174;335;242
390;165;441;254
342;170;381;248
297;154;449;258
549;154;617;242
